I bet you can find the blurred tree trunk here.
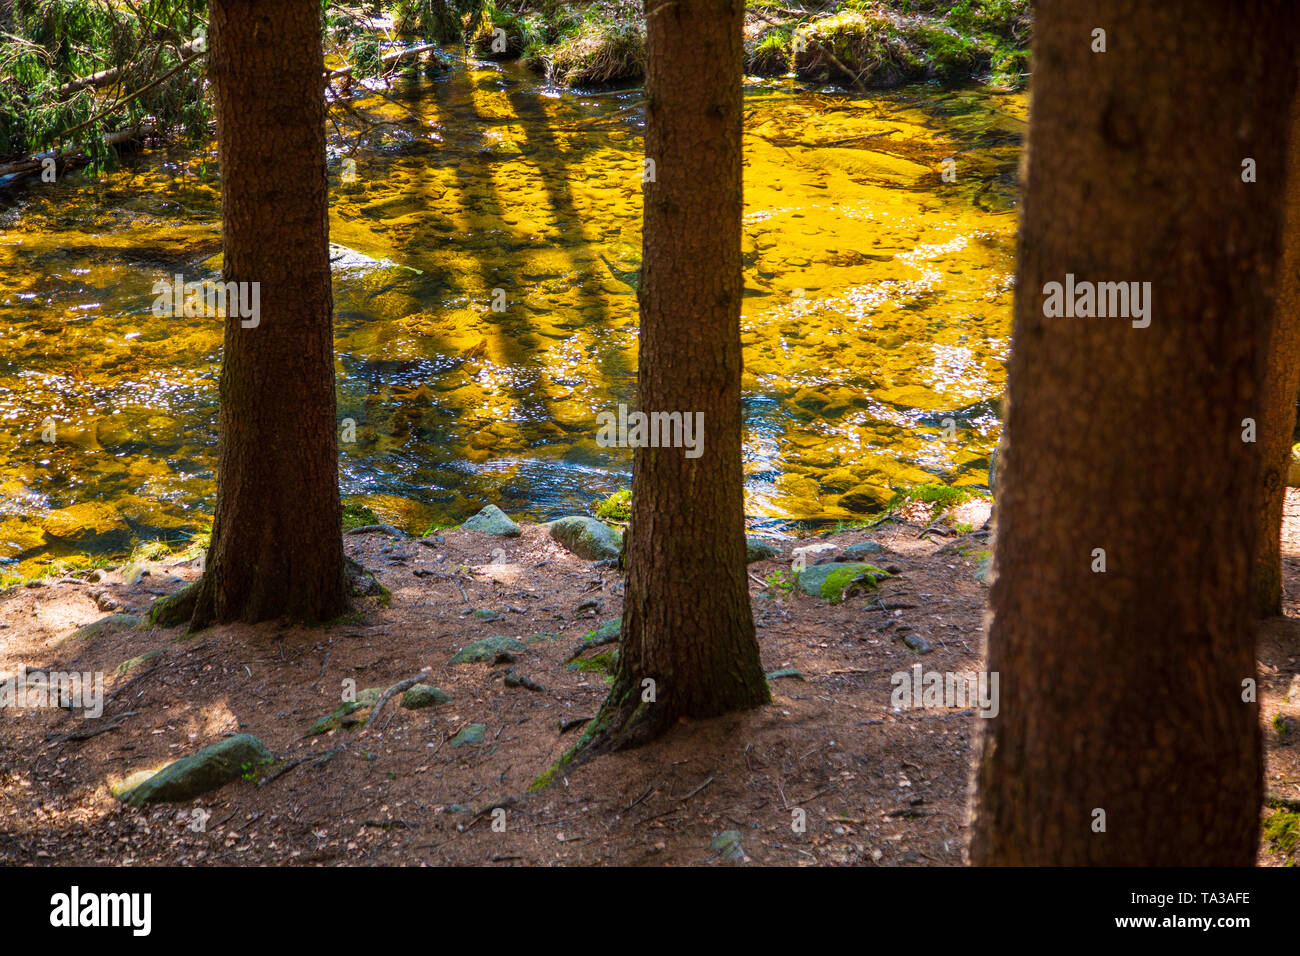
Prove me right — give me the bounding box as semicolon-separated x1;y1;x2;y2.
969;0;1298;865
560;0;768;762
188;0;348;627
1252;92;1300;618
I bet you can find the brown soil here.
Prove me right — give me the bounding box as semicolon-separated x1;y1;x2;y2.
2;496;1297;866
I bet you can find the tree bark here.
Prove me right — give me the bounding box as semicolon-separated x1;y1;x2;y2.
568;0;768;758
189;0;348;627
969;1;1298;865
1252;91;1300;618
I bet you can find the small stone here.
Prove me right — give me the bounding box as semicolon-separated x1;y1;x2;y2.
461;504;521;537
765;667;805;682
450;723;487;748
400;684;451;709
710;830;746;864
901;633;932;654
471;608;502;622
504;669;544;692
746;538;778;563
837;541;884;560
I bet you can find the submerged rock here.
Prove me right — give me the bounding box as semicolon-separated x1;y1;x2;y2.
546;516;622;561
461;504;521;537
117;734;273;805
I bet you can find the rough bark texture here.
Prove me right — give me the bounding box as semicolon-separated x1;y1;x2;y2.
1253;91;1300;618
969;1;1298;865
572;0;768;757
190;0;348;627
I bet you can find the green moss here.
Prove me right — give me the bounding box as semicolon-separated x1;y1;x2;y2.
146;582;197;629
594;488;631;523
1263;808;1298;860
820;564;887;603
793;11;925;88
746;28;792;77
341;503;382;531
543;17;646;87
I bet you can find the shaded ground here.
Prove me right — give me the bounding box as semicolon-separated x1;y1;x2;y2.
1;495;1296;866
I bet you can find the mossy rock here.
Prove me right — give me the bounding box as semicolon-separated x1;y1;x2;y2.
400;684;451;709
461;504;521;537
116;649;161;676
546;516;622;561
450;723;487;748
69;613;141;641
796;562;888;602
305;686;382;735
746;538;779;563
584;617;621;642
449;634;527;664
117;734;273;805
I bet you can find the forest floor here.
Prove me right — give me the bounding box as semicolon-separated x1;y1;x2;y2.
1;496;1297;866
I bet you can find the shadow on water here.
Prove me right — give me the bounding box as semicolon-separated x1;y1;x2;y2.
0;57;1023;574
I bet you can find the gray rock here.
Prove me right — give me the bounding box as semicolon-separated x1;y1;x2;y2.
765;667;805;682
746;538;779;563
461;504;521;537
68;613;140;641
710;830;746;863
450;723;486;748
975;553;994;586
836;541;884;560
449;634;527;664
400;684;451;709
118;734;273;805
546;516;622;561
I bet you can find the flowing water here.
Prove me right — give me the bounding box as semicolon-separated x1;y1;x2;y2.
0;56;1024;576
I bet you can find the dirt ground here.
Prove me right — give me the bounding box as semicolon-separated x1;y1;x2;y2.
1;496;1297;867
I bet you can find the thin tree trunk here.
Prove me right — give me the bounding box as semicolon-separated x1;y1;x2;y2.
189;0;348;627
1252;91;1300;618
969;0;1298;865
565;0;768;760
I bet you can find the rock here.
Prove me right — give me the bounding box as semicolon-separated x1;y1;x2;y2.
792;542;837;568
746;538;778;563
449;634;527;664
974;552;995;586
710;830;746;864
504;669;544;692
400;684;451;709
68;613;140;641
546;516;622;561
305;687;382;735
988;446;1000;496
118;734;273;806
796;562;886;602
901;633;932;654
471;608;503;622
836;541;884;560
115;649;160;675
450;723;486;748
461;504;521;537
585;618;621;643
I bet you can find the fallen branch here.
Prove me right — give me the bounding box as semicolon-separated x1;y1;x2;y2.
260;746;344;787
58;37;206;95
325;43;438;82
361;668;431;730
0;123;155;181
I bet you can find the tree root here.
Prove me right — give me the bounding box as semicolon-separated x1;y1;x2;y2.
145;581;199;629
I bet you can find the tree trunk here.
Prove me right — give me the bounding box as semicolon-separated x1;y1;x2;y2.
567;0;768;758
969;1;1298;865
189;0;348;627
1252;91;1300;619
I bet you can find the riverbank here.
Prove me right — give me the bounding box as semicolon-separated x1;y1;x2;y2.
2;492;1295;866
448;0;1030;90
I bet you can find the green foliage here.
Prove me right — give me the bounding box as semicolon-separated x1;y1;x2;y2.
1263;808;1298;860
765;569;797;598
594;488;631;522
887;483;980;517
341;502;382;530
